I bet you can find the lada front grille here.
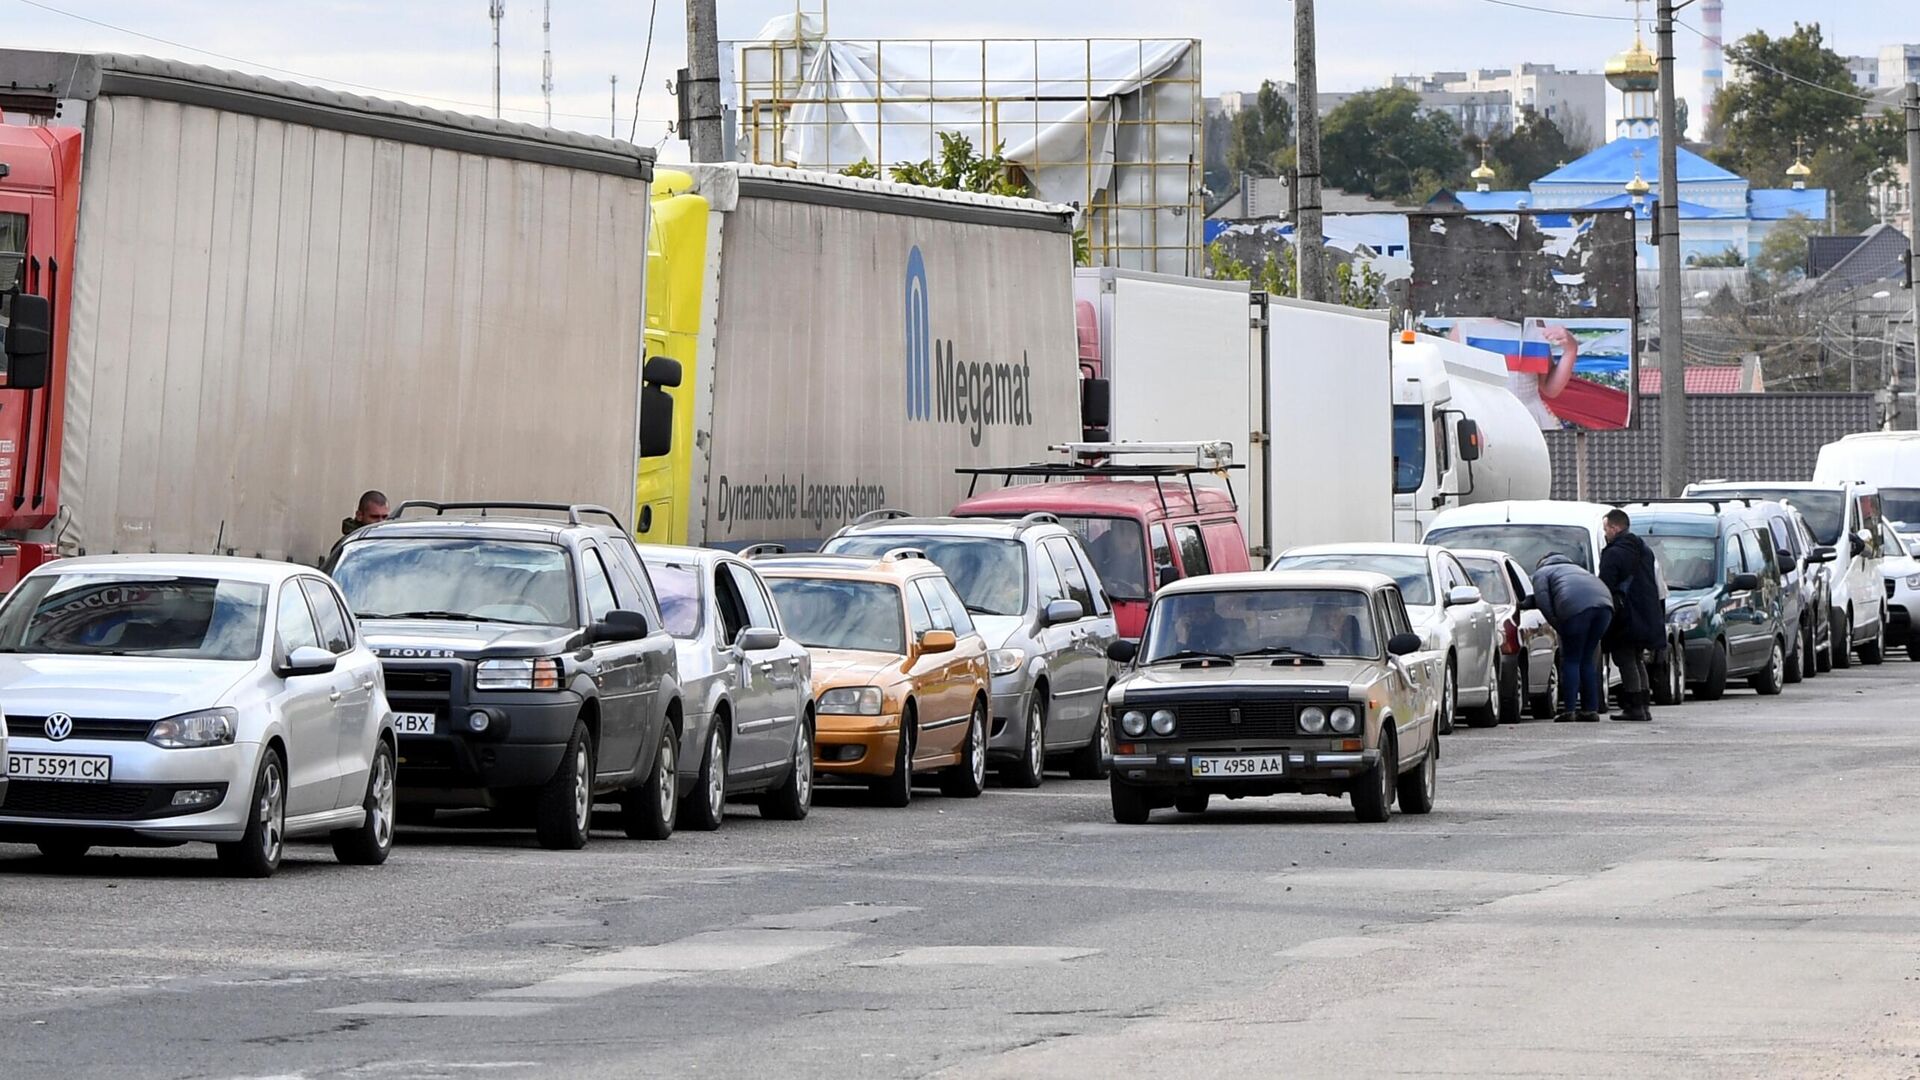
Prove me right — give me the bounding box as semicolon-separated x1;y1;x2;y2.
1171;702;1300;741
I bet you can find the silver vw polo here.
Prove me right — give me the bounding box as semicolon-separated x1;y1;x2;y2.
0;556;397;876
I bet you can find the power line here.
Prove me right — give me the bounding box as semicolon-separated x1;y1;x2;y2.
1673;19;1881;107
1471;0;1636;21
12;0;673;128
628;0;661;143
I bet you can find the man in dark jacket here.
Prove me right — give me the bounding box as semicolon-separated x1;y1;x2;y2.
1532;553;1614;722
1599;508;1665;722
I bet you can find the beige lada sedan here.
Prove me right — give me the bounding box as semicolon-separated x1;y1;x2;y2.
1104;570;1441;824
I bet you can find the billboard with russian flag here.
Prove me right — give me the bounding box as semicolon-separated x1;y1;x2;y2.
1406;210;1638;432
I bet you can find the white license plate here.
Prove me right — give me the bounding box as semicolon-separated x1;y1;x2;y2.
392;713;438;736
7;752;112;783
1190;754;1286;778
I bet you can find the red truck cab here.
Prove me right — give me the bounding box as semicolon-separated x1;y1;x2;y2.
953;463;1250;639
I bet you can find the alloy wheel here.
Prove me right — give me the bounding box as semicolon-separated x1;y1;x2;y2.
970;708;987;788
258;760;285;866
657;736;677;826
1025;700;1045;778
706;731;727;824
369;750;395;851
794;725;814;806
572;742;593;834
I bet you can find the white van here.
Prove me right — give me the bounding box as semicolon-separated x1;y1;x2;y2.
1423;500;1688;707
1814;433;1920;536
1684;480;1888;667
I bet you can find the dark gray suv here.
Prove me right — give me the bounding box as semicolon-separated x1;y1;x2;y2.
823;512;1119;787
329;502;684;850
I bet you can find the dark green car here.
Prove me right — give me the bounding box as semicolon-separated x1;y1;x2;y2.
1631;505;1791;699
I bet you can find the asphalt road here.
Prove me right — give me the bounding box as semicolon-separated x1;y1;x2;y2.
5;660;1920;1080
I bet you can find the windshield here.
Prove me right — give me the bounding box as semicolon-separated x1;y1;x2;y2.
1702;489;1844;546
646;560;702;638
1392;404;1425;493
1643;534;1720;590
0;574;268;660
333;538;576;625
764;578;905;654
1876;488;1920;531
823;535;1026;615
1143;588;1379;661
1055;516;1149;601
1426;525;1595;574
1459;558;1513;605
1271;553;1434;606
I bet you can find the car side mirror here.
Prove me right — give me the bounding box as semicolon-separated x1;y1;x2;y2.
1455;418;1482;462
736;626;781;652
1855;529;1874;550
1776;551;1796;574
1729;572;1761;591
1445;585;1483;607
4;292;53;391
1387;631;1423;656
1517;592;1538;611
1809;545;1836;564
918;629;957;654
1157;565;1179;588
280;645;338;677
1043;598;1085;626
1106;639;1138;664
591;608;651;643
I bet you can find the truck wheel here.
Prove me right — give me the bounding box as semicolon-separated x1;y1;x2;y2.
1496;658;1523;725
760;715;813;821
1693;640;1729;701
1528;655;1559;720
331;739;396;866
1110;777;1152;824
1860;613;1886;665
216;750;286;878
680;723;727;832
1832;609;1854;669
620;727;678;841
1395;726;1436;815
536;722;595;850
1068;700;1112;781
1351;730;1396;823
872;709;915;808
938;699;988;798
1000;696;1046;789
1749;636;1786;696
1173;792;1209;814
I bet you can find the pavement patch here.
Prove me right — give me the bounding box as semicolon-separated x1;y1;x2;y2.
1482;859;1759;914
571;929;861;972
744;904;920;929
319;1001;557;1019
858;946;1101;967
481;970;684;999
1266;868;1570;894
1280;936;1413;959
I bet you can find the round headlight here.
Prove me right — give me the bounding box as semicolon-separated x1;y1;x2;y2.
1905;574;1920;590
469;710;491;733
1121;710;1148;737
1150;709;1176;736
1299;706;1327;734
1329;706;1358;734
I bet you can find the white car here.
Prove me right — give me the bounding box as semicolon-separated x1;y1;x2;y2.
1879;522;1920;664
1270;543;1498;733
0;556;396;877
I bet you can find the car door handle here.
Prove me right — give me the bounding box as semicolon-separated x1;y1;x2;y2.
360;679;375;690
757;661;776;672
329;690;343;702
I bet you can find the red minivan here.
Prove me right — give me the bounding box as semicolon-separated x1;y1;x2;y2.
953;464;1251;639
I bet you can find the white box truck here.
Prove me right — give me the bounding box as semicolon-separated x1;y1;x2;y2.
0;50;658;584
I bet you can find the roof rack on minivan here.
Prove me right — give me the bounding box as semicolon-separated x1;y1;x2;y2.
956;441;1242;515
880;547;928;562
393;500;628;533
850;508;914;526
739;543;788;559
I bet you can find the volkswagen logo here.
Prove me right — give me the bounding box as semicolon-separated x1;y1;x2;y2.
44;713;74;741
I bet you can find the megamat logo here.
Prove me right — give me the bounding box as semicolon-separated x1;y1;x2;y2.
902;244;1035;447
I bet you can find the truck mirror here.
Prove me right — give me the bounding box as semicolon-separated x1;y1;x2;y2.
3;292;53;391
1455;417;1482;462
1080;376;1111;431
639;385;674;458
643;356;683;388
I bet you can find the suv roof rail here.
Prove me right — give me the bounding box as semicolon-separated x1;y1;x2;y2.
1015;511;1061;528
851;508;915;526
739;543;788;559
393;500;629;533
880;547;928;562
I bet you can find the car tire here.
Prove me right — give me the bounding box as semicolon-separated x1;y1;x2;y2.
1495;657;1523;725
1437;660;1457;735
939;698;988;799
1860;612;1886;665
872;708;916;808
1694;640;1729;701
535;721;596;850
1173;792;1209;815
1351;730;1396;824
1000;695;1046;789
331;739;396;866
1833;608;1854;669
681;723;727;832
1651;640;1684;707
1068;699;1112;781
1783;626;1805;685
216;750;286;878
1529;654;1560;720
1816;610;1835;672
1395;725;1437;815
760;714;814;821
1749;636;1786;696
35;841;91;865
1800;619;1818;679
621;726;678;841
1110;776;1152;825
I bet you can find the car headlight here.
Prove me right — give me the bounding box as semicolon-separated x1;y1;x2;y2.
1299;706;1327;734
819;686;885;715
148;707;237;749
1120;709;1148;737
1329;706;1359;734
1669;604;1703;631
476;657;563;691
989;648;1026;677
1149;709;1176;736
1906;574;1920;590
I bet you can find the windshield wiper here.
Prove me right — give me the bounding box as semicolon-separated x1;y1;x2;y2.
374;610;502;623
1148;650;1236;665
1238;646;1324;661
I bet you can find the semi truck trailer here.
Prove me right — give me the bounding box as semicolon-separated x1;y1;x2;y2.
0;50;660;586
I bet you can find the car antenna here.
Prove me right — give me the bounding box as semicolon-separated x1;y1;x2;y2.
215;519;226;555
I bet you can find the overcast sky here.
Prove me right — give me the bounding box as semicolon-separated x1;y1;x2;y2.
3;0;1900;157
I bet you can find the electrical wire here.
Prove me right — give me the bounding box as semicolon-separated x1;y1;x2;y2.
1470;0;1637;21
628;0;661;143
1673;19;1882;107
12;0;674;129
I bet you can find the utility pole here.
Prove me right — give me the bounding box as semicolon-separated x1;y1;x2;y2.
488;0;504;120
542;0;553;126
683;0;726;161
1905;82;1919;429
1293;0;1326;303
1655;0;1686;496
610;75;618;139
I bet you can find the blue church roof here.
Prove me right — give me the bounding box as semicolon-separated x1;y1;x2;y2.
1750;188;1828;220
1451;190;1533;211
1573;193;1742;219
1533;137;1743;185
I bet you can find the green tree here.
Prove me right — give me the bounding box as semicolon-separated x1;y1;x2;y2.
1206;240;1385;309
884;131;1031;197
1484;107;1575;187
1227;80;1295;178
1753;212;1818;280
1321;88;1467;201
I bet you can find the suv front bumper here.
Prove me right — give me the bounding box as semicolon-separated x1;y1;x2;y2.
384;664;589;804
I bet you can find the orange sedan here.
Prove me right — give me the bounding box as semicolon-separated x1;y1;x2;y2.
758;551;991;806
